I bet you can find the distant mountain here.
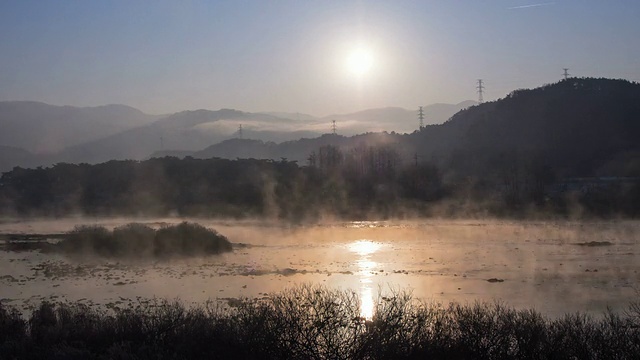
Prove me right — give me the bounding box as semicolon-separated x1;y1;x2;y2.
55;108;325;164
183;101;476;163
188;79;640;180
193;139;278;160
55;109;246;164
58;101;473;164
259;111;319;122
0;99;476;167
0;101;158;153
147;150;196;159
0;145;36;173
192;132;407;164
421;100;478;123
322;101;477;135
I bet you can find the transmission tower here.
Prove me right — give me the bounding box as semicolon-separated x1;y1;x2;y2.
238;124;243;139
418;106;425;129
476;79;485;103
331;120;337;135
562;68;571;80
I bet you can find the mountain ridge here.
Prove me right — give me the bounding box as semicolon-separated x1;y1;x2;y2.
179;78;640;180
0;101;159;153
8;101;471;167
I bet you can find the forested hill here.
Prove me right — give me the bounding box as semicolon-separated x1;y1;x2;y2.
410;78;640;178
190;78;640;179
192;132;405;163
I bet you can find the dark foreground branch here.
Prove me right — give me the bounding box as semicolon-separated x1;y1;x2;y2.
2;285;640;359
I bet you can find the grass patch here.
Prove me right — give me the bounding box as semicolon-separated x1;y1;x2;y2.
57;222;232;258
2;285;640;359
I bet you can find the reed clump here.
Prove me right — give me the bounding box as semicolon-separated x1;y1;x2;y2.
2;285;640;359
58;221;232;258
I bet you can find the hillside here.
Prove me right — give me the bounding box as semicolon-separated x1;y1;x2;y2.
54;109;250;164
0;145;36;173
321;101;476;135
409;78;640;178
54;109;328;164
0;101;158;153
191;132;407;164
60;102;472;164
184;103;477;163
191;78;640;181
0;100;473;168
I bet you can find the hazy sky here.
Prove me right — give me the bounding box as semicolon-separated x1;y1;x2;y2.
1;1;639;116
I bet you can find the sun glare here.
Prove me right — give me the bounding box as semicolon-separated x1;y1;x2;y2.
346;48;374;76
348;239;381;256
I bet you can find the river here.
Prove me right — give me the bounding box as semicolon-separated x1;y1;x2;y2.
1;218;639;317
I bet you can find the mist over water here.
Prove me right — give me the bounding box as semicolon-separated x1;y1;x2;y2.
1;218;639;317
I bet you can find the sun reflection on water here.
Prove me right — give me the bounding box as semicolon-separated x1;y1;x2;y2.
348;239;382;320
360;287;374;320
348;239;382;256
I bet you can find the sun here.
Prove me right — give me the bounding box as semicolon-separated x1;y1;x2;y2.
346;47;374;76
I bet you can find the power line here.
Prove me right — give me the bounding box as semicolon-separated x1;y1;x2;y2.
476;79;485;103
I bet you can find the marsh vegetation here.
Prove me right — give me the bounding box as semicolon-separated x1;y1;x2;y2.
2;285;640;359
61;222;232;258
4;222;232;259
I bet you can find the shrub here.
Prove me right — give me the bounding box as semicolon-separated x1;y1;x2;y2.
1;286;640;359
112;222;156;257
56;222;232;259
59;225;112;256
154;222;232;257
0;302;27;356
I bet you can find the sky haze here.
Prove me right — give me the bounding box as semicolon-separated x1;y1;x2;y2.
1;0;639;115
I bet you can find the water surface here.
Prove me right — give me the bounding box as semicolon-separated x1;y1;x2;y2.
1;218;639;317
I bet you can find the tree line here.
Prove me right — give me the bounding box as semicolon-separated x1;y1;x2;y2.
0;146;638;219
0;153;445;219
